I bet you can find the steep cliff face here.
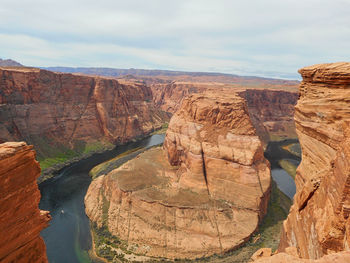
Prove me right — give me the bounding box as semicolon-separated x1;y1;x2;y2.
163;93;271;207
0;67;167;162
150;81;298;142
242;89;298;142
0;142;50;263
254;62;350;262
85;93;271;260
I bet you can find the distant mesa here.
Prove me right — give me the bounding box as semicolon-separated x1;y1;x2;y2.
0;58;23;67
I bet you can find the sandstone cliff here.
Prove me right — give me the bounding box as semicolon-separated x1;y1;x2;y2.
242;89;298;142
0;67;168;168
0;142;50;263
150;81;298;142
85;93;271;260
252;62;350;262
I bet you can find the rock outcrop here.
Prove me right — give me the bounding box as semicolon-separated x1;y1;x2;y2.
0;58;23;67
0;142;50;263
150;81;298;142
0;67;168;162
279;63;350;259
85;93;271;260
253;62;350;262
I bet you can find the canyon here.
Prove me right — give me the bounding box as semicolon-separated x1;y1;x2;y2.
84;92;271;259
0;66;298;181
3;62;350;262
0;142;50;263
0;67;168;178
149;81;298;143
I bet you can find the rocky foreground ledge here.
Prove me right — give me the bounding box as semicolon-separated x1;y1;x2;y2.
85;92;271;260
0;142;50;263
253;63;350;262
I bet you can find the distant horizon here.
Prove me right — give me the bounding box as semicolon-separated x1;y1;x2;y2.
1;0;349;81
1;56;302;80
42;65;302;81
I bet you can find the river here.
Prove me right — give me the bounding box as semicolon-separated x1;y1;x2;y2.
39;134;165;263
39;135;299;263
264;139;301;199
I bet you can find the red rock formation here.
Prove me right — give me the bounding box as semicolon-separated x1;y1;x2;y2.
278;63;350;259
85;92;271;260
163;93;271;209
242;89;298;142
0;67;168;160
149;81;298;142
0;142;50;263
252;63;350;262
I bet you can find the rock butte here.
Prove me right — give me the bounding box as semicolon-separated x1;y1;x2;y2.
85;93;271;259
0;142;50;263
149;81;298;143
0;67;168;159
253;62;350;262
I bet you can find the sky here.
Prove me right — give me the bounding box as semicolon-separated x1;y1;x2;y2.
1;0;349;79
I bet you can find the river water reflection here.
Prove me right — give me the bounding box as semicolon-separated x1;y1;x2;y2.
264;139;300;199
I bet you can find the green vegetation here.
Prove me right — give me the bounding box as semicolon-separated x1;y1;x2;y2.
89;147;144;179
33;135;114;175
279;159;297;179
91;223;125;262
282;143;301;158
91;191;137;262
151;123;168;135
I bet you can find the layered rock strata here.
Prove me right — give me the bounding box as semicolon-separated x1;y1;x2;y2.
242;89;298;142
150;81;298;142
0;67;167;160
253;62;350;262
0;142;50;263
85;93;271;259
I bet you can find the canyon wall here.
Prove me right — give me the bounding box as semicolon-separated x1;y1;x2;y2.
150;81;298;142
0;67;168;162
85;93;271;260
242;89;298;142
253;62;350;262
0;142;50;263
279;63;350;258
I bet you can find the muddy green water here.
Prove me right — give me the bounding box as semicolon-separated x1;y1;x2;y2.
39;134;165;263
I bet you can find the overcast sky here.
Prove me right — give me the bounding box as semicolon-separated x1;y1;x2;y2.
1;0;349;79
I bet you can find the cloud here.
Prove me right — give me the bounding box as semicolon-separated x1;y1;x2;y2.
0;0;349;79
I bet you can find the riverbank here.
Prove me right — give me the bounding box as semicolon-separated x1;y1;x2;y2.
38;127;167;183
39;134;166;263
88;139;297;262
89;179;291;263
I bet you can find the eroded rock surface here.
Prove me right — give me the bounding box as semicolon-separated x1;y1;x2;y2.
150;81;298;142
242;89;298;142
278;63;350;259
85;93;271;259
0;67;167;160
0;142;50;263
253;63;350;262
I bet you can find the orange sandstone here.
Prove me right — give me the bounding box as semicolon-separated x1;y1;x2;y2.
0;142;50;263
85;92;271;259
